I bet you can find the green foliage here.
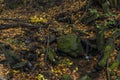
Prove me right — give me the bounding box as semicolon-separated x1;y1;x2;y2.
81;8;100;25
104;12;116;18
98;54;109;67
88;9;98;14
95;12;115;29
98;38;115;67
112;29;120;39
109;61;119;71
109;53;120;74
95;24;103;29
61;74;72;80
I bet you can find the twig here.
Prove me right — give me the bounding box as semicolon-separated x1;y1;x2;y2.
45;26;50;63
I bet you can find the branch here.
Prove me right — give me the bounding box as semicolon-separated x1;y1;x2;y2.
0;18;28;22
0;22;48;29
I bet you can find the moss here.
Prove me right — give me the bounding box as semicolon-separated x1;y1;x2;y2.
47;48;57;63
57;34;84;57
61;74;72;80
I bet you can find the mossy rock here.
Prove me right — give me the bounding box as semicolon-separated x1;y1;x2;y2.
57;34;84;57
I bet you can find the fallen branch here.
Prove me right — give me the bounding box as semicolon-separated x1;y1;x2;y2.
0;22;48;29
0;18;28;22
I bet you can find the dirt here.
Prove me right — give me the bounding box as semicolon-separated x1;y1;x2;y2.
0;0;120;80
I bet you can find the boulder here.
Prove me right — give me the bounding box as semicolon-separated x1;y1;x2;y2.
57;34;84;57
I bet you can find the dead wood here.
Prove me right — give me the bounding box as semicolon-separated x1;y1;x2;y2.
0;22;41;29
0;18;28;22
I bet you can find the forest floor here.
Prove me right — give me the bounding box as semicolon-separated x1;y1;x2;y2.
0;0;120;80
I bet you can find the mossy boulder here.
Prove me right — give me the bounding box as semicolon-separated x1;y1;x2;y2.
57;34;84;57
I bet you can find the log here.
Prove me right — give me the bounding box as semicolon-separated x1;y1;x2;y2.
0;18;28;22
0;22;48;29
0;23;38;29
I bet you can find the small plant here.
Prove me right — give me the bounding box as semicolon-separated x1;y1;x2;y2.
30;15;48;23
36;74;47;80
81;8;100;25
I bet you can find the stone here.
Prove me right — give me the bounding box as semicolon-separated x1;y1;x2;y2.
57;34;84;57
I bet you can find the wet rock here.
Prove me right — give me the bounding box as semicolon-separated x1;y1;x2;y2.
49;34;56;44
57;34;84;57
55;12;73;24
